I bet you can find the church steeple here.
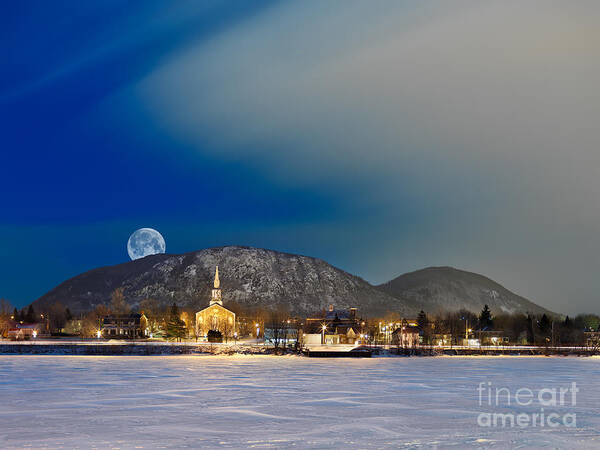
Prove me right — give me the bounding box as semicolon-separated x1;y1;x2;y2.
214;265;220;289
210;266;222;306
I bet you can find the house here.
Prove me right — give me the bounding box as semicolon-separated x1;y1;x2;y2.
62;319;83;335
301;305;365;345
101;313;147;338
7;323;45;340
431;333;453;346
264;323;299;346
478;330;509;346
379;319;421;345
391;325;420;347
584;331;600;348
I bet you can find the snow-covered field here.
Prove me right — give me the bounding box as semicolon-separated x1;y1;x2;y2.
1;356;600;449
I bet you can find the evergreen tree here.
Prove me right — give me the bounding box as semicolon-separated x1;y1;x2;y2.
479;304;493;329
12;307;19;321
166;303;186;342
538;314;551;334
526;314;535;344
24;305;35;323
417;310;428;331
417;310;430;345
207;329;223;343
65;308;73;322
563;315;572;328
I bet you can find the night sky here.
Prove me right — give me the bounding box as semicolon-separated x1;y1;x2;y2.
2;1;599;314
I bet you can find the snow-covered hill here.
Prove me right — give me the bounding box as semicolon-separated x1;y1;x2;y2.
32;246;414;317
32;247;552;317
377;266;553;315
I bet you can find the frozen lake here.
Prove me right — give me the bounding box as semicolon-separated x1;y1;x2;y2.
1;355;600;449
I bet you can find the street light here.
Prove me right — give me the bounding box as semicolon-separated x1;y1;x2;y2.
321;324;327;345
461;316;470;343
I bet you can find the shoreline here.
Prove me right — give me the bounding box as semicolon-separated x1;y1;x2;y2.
1;342;599;357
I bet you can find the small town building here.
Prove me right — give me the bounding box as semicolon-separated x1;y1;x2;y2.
301;305;364;345
101;313;147;338
264;324;299;347
62;318;83;335
478;330;509;346
195;266;236;338
431;333;453;346
584;331;600;348
391;325;420;347
7;323;45;340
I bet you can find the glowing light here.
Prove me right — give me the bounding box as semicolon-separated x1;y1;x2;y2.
96;330;101;338
32;330;37;338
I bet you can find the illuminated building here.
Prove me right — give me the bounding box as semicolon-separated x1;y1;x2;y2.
100;313;147;338
301;305;363;345
195;266;236;338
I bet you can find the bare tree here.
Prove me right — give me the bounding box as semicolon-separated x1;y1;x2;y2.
110;288;130;315
0;298;13;337
80;304;110;338
180;310;195;340
48;302;67;333
139;298;161;336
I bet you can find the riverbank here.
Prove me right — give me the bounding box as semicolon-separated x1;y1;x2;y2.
1;341;599;356
0;342;276;356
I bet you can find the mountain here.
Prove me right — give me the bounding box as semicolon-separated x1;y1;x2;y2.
32;248;553;318
32;246;415;317
376;266;553;316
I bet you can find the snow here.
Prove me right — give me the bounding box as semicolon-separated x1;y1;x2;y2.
1;356;600;448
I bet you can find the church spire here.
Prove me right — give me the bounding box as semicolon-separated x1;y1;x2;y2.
210;265;223;306
214;265;220;289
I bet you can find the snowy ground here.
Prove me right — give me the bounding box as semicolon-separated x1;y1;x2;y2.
1;356;600;449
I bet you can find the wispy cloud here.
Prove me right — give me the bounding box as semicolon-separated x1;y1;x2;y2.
132;1;600;314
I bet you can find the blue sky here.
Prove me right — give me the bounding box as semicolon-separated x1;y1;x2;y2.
2;1;599;314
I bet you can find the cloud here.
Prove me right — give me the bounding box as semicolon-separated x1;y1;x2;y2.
135;1;600;314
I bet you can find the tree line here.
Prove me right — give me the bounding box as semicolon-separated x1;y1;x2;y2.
407;306;597;346
3;293;600;347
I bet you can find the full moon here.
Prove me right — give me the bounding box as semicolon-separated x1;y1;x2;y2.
127;228;166;260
